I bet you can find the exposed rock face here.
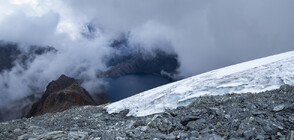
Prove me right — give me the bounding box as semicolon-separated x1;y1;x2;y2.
26;75;97;117
1;85;293;139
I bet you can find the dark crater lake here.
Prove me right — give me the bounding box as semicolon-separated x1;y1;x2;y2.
104;73;172;101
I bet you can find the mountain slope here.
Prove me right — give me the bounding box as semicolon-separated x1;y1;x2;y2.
1;85;294;139
106;50;294;116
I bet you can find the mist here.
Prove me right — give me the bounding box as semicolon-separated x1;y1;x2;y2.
0;0;294;116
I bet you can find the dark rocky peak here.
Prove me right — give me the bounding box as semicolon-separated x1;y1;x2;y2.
45;74;76;94
26;75;97;118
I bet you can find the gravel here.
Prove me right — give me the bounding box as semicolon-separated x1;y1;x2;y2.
0;84;294;140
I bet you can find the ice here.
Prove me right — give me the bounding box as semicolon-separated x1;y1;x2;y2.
172;85;193;94
217;82;244;88
105;50;294;117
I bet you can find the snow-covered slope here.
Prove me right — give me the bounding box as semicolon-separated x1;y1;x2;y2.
106;51;294;117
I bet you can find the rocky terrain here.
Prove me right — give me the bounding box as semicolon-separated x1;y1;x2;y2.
0;84;293;139
0;74;110;122
26;75;105;118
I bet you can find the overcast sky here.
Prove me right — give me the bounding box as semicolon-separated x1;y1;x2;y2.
1;0;294;75
0;0;294;102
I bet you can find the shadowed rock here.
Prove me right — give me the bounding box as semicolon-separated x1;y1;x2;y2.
26;75;97;117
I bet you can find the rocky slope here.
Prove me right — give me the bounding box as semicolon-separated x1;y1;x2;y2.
0;85;293;139
26;75;108;117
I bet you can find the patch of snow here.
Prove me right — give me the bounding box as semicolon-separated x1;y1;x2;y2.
217;82;244;88
172;85;193;94
178;91;211;102
105;50;294;117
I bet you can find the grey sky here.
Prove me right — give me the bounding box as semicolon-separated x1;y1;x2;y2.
52;0;294;75
1;0;294;76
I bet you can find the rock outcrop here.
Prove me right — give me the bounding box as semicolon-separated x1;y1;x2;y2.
26;75;98;117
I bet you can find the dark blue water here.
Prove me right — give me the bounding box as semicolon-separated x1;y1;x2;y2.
104;73;171;101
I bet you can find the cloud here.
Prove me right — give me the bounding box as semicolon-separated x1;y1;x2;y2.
0;0;294;115
62;0;294;76
0;12;60;46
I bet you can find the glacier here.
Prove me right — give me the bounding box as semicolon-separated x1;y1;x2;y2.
105;50;294;117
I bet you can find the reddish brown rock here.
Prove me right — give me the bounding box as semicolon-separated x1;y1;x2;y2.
26;75;99;117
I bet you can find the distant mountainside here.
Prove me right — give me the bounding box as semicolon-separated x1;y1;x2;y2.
101;50;179;80
0;41;57;72
0;42;19;72
100;37;180;80
0;40;180;79
106;50;294;117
